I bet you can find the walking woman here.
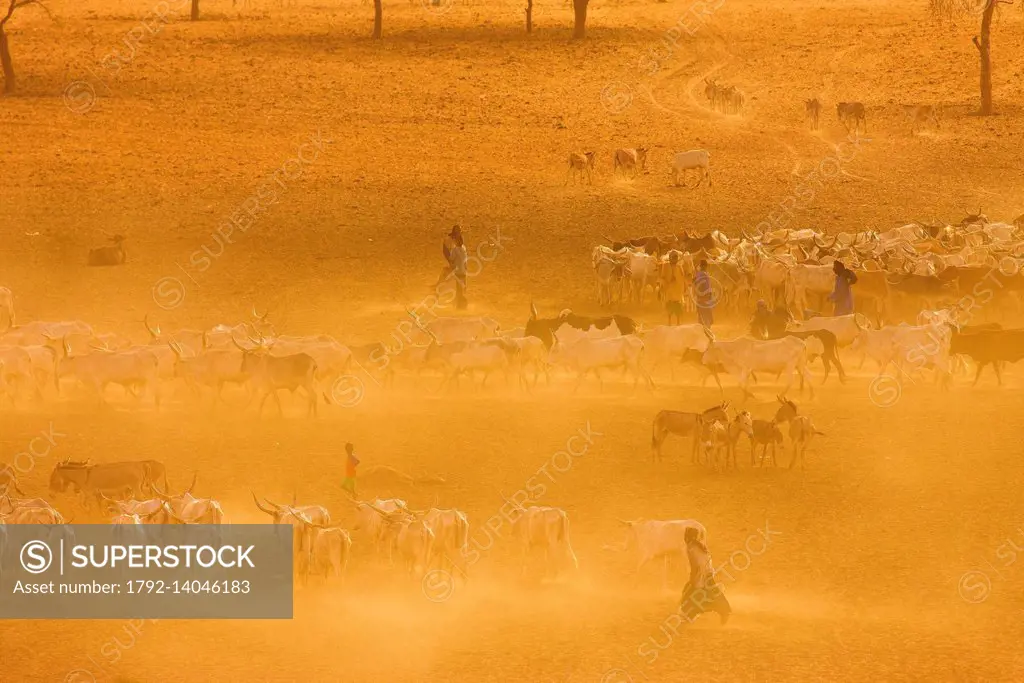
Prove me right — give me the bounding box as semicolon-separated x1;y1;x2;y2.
679;527;731;624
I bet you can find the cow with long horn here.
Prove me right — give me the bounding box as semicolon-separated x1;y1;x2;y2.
232;334;319;417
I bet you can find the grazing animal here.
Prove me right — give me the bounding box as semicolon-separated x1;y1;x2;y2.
805;98;821;130
641;324;711;379
52;337;161;408
371;504;436;578
699;419;732;471
524;304;636;349
949;328;1024;385
423;338;519;391
702;331;814;399
421;506;470;577
650;402;730;462
310;527;353;582
49;459;160;501
704;78;720;109
788;415;825;469
566;151;596;185
592;246;626;306
349;498;409;558
87;235;127;266
605;518;708;586
670;149;712;188
836;101;866;132
504;496;578;579
613;147;648;177
233;336;319;417
548;335;653;393
734;411;784;467
902;104;940;134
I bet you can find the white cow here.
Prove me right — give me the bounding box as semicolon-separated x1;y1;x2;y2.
351;498;408;558
1;320;94;348
671;149;711;188
310;527;353;581
508;503;578;578
624;250;660;304
787;264;835;316
606;518;708;586
374;507;435;578
423;339;518;390
641;324;711;378
53;342;162;407
702;334;814;398
169;345;249;402
421;507;470;576
890;324;954;386
548;335;653;391
506;336;550;389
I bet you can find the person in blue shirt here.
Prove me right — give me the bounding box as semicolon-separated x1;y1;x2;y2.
828;260;858;316
693;260;715;328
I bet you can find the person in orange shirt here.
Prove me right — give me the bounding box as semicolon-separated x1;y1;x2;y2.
342;442;360;498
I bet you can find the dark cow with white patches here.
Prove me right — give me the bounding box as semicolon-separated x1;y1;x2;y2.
524;305;637;349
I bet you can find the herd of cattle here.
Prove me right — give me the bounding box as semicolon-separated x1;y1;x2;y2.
4;211;1024;418
3;215;1024;589
0;450;740;586
0;394;814;586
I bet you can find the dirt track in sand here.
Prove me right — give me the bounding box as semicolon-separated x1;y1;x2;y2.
3;0;1024;680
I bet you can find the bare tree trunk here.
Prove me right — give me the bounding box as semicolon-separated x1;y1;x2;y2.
572;0;588;39
372;0;382;39
972;1;996;115
191;0;199;20
0;26;13;94
525;0;532;33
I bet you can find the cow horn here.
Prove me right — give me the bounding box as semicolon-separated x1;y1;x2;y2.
140;504;167;521
365;502;391;517
144;314;160;338
530;302;539;320
251;492;278;517
230;334;248;352
166;506;189;525
252;306;268;321
185;472;197;495
150;486;171;502
616;518;633;526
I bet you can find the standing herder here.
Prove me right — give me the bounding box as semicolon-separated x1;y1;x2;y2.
437;225;463;286
450;232;469;310
693;260;715;328
341;442;360;498
679;526;732;624
663;252;687;325
828;260;858;316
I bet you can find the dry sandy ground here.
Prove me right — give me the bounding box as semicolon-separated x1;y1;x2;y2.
2;0;1024;680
